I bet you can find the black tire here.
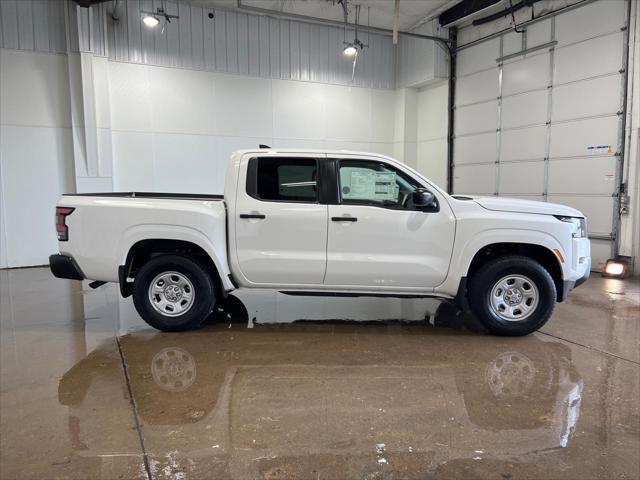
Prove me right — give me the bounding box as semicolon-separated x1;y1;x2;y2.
132;254;217;332
467;255;556;336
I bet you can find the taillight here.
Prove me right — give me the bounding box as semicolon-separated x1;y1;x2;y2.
55;207;74;241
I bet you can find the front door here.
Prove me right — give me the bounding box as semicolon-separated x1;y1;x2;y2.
324;157;455;289
234;154;328;285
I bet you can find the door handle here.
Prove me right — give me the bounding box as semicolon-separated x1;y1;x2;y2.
331;216;357;222
240;214;266;219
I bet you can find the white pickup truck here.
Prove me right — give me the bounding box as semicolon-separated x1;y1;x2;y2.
50;149;590;336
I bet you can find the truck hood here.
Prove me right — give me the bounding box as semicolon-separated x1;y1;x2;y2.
468;196;584;217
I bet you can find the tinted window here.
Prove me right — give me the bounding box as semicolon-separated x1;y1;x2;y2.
338;160;424;210
255;157;318;202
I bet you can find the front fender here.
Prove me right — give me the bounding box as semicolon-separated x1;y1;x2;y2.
437;228;567;297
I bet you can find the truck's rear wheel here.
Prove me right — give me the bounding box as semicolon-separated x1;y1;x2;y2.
468;255;556;336
132;255;216;332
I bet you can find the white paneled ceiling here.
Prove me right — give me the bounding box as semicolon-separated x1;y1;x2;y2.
191;0;455;31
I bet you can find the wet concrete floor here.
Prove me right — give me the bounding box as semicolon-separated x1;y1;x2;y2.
1;267;638;479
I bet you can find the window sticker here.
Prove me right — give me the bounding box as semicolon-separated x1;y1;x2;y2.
341;167;398;201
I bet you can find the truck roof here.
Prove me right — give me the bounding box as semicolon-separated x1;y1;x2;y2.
231;148;395;160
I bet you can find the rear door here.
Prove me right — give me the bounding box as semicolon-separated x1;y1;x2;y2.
234;154;328;285
324;156;455;289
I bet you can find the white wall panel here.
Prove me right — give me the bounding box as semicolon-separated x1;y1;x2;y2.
148;67;215;135
549;116;619;158
555;0;626;46
152;134;219;193
371;90;397;143
453;164;496;194
112;131;154;191
0;49;71;127
272;80;325;140
417;138;448;189
324;84;372;141
456;38;499;76
454;132;497;165
108;62;153;132
417;82;448;141
548;157;617;195
0;126;74;267
554;32;624;85
551;74;622;121
501;90;548;128
502;52;550;96
498;161;545;195
456;68;499;106
213;74;273;138
500;126;547;161
455;101;498;136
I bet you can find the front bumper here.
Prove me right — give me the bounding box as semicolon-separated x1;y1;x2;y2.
560;256;591;302
49;254;85;281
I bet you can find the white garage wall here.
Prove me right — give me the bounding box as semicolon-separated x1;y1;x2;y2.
0;0;451;268
416;81;449;190
0;49;75;268
109;61;398;193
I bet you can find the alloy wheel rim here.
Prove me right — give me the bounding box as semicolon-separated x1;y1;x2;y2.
489;274;539;322
148;271;195;317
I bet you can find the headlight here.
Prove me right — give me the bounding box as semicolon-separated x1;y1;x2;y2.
555;216;587;238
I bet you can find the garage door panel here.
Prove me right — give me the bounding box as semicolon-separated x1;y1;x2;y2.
548;195;613;235
455;101;498;135
526;19;552;48
454;132;497;165
555;0;626;47
456;68;499;106
453;164;496;195
501;90;548;129
554;32;624;85
457;38;500;76
548;157;617;195
500;126;547;161
549;116;619;158
503;31;522;56
498;161;544;195
589;239;613;272
552;75;622;121
502;52;550;96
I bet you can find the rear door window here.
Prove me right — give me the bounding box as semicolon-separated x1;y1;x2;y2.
248;157;319;203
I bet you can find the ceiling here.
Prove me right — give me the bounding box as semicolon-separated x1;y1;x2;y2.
191;0;458;31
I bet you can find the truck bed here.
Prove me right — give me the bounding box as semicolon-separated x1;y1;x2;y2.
63;192;224;201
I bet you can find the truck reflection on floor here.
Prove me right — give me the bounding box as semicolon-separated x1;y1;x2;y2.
58;324;582;479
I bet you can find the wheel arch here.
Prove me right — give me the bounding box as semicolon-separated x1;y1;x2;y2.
120;237;227;299
465;242;564;302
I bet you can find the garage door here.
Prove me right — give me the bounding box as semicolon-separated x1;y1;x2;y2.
452;0;629;270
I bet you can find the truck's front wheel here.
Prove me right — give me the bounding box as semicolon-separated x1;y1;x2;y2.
468;255;556;336
132;255;216;332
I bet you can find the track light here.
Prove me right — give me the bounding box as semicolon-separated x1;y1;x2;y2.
141;6;178;30
142;14;159;27
343;44;358;56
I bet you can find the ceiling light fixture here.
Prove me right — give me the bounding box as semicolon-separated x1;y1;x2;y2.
142;14;160;27
343;43;358;56
141;3;178;31
337;0;369;80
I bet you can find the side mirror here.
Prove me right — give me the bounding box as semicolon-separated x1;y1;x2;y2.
412;188;436;208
